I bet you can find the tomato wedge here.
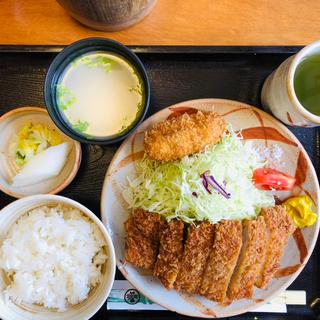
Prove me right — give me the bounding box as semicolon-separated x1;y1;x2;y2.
253;168;296;191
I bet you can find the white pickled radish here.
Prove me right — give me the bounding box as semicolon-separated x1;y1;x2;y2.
12;142;71;187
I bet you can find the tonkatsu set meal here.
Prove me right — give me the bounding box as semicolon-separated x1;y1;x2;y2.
1;37;320;319
122;110;317;304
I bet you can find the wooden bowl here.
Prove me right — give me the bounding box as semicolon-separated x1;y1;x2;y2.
56;0;157;31
0;107;81;198
0;194;116;320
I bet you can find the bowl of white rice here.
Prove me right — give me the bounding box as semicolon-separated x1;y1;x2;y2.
0;194;116;320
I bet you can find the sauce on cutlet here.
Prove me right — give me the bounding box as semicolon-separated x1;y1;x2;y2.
199;220;242;302
175;222;215;293
153;220;184;289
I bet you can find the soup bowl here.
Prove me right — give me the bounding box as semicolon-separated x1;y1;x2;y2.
44;37;150;144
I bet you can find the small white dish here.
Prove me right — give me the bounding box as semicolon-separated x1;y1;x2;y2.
0;194;116;320
0;107;82;198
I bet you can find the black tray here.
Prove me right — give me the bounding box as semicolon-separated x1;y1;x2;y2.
0;46;319;320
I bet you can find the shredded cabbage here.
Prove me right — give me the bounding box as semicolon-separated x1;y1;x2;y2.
123;129;275;224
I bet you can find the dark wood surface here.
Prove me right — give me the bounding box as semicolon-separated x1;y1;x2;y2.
0;46;319;320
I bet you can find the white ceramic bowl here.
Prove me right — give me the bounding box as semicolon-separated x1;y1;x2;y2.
0;195;116;320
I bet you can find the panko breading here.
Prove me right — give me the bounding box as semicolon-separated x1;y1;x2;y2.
144;111;226;162
227;216;267;300
175;222;215;293
125;209;165;270
124;218;159;270
255;205;296;289
132;208;165;241
153;220;184;289
199;220;242;302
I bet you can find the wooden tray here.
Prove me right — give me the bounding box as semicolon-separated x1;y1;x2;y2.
0;45;319;320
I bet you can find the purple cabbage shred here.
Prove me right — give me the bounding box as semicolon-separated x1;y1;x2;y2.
200;171;231;199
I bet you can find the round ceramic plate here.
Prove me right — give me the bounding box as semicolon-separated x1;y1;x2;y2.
0;107;82;198
101;99;320;318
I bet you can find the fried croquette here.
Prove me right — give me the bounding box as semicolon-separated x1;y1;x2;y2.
144;111;226;162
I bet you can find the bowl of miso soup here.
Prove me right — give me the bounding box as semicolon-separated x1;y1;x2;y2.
45;38;150;144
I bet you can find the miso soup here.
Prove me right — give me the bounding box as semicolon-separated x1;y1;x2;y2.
56;51;145;138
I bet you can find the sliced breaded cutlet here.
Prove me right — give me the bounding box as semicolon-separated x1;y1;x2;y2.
199;220;242;302
144;111;226;162
227;216;267;300
153;220;184;289
174;222;215;293
124;209;165;270
132;208;165;241
255;205;296;289
124;217;159;270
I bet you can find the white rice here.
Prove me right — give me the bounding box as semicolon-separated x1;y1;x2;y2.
0;204;107;311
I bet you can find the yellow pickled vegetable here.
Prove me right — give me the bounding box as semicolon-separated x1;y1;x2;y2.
284;195;317;228
12;122;62;166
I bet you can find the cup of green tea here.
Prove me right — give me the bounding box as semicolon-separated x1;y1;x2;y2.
261;40;320;127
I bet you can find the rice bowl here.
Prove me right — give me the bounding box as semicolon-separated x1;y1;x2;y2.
0;195;115;320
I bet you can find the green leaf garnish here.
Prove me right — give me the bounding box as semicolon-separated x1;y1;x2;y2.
71;54;117;73
56;84;77;111
72;120;89;134
95;55;117;72
129;83;143;95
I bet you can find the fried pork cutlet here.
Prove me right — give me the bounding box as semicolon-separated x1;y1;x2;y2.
255;205;296;289
124;217;159;270
132;208;165;241
125;209;165;270
199;220;242;302
227;216;267;300
144;111;226;162
153;220;184;289
174;222;215;293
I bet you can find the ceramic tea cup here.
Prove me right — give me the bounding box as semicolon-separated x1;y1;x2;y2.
261;40;320;127
56;0;157;31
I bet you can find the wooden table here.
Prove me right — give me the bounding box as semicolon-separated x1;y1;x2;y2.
1;0;319;46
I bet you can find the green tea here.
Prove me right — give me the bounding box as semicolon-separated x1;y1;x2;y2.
294;54;320;116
